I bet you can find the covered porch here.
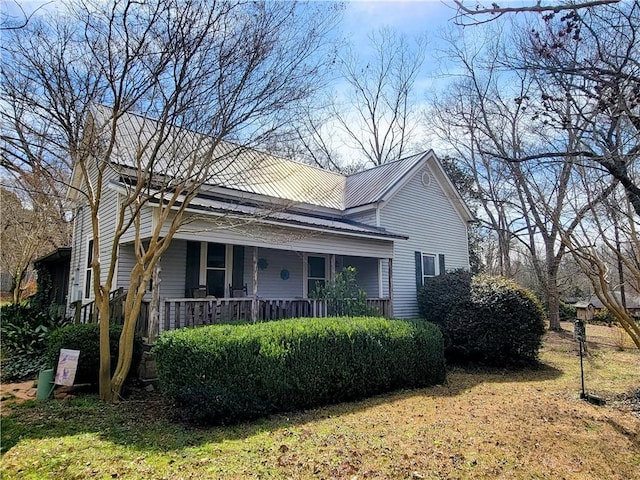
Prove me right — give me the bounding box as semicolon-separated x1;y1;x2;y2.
125;236;395;338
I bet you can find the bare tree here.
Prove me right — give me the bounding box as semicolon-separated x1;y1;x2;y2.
0;167;71;304
452;0;622;25
1;0;340;401
563;168;640;348
428;23;591;330
296;27;426;170
494;2;640;216
432;1;639;339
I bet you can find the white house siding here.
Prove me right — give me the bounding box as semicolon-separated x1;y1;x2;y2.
344;208;378;226
244;248;304;298
120;202;154;244
340;255;380;298
379;163;469;318
158;240;188;298
67;204;92;304
67;165;122;307
116;244;136;290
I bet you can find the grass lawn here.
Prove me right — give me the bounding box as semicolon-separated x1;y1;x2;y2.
1;322;638;479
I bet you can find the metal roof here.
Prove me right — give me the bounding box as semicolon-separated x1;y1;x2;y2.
89;106;440;213
345;152;425;208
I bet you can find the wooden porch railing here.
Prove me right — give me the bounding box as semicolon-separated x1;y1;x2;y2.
163;297;391;331
71;288;150;338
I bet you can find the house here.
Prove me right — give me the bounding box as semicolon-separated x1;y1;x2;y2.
66;107;474;337
575;293;640;321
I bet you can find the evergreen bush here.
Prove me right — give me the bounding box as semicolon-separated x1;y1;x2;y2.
418;273;546;367
311;267;380;317
558;302;577;322
152;317;445;425
0;301;69;381
46;323;143;385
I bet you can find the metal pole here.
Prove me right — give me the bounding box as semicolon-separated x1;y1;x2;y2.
579;340;586;399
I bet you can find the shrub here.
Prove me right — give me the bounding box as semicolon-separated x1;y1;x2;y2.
559;302;577;322
0;302;67;357
46;323;143;385
418;273;546;367
152;317;445;425
0;301;69;382
312;267;380;317
591;308;616;326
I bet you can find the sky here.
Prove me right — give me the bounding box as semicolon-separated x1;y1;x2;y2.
0;0;519;163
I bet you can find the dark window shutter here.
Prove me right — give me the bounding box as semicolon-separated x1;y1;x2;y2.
439;254;446;276
185;241;201;297
415;251;423;288
232;245;245;289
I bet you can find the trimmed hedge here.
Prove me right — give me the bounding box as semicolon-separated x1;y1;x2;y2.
152;317;445;424
419;272;546;367
46;323;143;385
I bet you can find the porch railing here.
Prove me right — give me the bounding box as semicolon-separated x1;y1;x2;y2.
163;297;391;331
71;288;150;338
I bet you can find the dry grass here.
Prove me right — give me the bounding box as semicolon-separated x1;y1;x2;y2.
1;322;639;479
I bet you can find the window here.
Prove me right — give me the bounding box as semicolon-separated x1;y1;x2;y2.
416;251;444;288
422;253;436;280
206;243;226;297
84;239;94;298
307;256;326;296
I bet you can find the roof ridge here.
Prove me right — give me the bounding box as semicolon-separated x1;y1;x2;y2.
346;151;428;178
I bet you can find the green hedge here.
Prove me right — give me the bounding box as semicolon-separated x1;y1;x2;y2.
152;317;445;424
47;323;143;385
419;272;546;367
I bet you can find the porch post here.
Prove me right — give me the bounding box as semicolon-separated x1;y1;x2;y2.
251;246;258;322
388;258;393;318
329;254;336;280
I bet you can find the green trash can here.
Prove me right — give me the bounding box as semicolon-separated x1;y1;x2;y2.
36;368;55;401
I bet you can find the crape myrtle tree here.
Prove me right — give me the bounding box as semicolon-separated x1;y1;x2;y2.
1;0;341;401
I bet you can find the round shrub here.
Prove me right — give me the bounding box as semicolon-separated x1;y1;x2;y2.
152;317;445;425
418;273;546;367
46;323;143;385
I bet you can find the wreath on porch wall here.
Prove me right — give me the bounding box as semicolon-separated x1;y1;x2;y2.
258;258;268;270
280;269;290;280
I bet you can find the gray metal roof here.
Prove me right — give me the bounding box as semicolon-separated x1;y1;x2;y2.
345;153;425;208
90;106;431;212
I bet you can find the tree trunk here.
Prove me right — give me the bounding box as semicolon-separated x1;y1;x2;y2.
97;295;113;402
547;281;561;331
110;288;144;400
